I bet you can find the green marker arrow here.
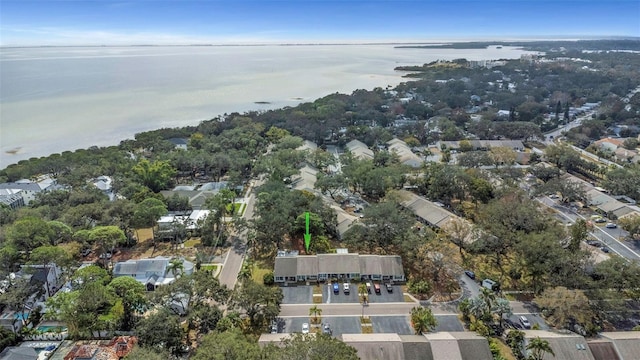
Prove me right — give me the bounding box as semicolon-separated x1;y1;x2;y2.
304;211;311;252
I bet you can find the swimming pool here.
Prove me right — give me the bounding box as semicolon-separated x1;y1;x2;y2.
36;325;66;333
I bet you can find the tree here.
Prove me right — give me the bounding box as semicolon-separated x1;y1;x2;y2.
494;298;513;328
132;159;176;192
309;305;322;324
89;226;125;266
526;337;555;360
620;214;640;239
534;286;595;332
191;329;262;360
506;330;526;360
136;308;184;355
5;217;55;251
410;306;437;334
0;277;38;332
263;333;360;360
108;276;147;331
569;219;589;250
231;280;283;331
188;304;222;337
166;258;185;278
124;345;170;360
131;198;167;244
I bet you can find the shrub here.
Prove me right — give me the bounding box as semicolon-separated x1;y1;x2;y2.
263;271;275;286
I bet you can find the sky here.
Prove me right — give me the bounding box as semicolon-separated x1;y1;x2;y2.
1;0;639;46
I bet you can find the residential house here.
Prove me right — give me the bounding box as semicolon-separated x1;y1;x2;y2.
345;140;374;160
167;138;188;150
112;256;194;291
290;164;318;193
274;251;405;284
387;138;424;168
438;140;525;151
591;332;640;360
594;137;624;153
329;203;358;239
0;347;38;360
0;175;60;207
90;175;115;201
258;332;492;360
62;336;137;360
522;330;594;360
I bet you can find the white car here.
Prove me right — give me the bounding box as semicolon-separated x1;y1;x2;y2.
606;223;617;229
301;323;309;334
343;283;350;294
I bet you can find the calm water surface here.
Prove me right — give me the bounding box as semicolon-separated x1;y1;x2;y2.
0;45;535;168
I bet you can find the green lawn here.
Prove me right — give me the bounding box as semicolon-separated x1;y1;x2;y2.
251;262;272;284
225;203;247;216
200;264;219;272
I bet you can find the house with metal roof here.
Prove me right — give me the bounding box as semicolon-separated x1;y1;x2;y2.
522;330;595;360
290;164;318;193
274;252;405;284
112;256;193;291
594;332;640;360
387;138;424;168
345;140;374;160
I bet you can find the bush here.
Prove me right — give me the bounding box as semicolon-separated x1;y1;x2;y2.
263;271;274;286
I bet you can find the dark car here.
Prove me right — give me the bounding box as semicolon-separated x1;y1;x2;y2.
385;283;393;293
586;240;600;247
600;246;610;253
332;283;339;294
464;270;476;280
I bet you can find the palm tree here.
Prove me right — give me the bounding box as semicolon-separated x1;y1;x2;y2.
167;258;184;278
493;298;512;328
526;337;555;360
309;305;322;324
410;306;437;335
358;284;368;304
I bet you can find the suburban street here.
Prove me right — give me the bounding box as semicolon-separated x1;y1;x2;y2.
218;179;262;289
537;196;640;261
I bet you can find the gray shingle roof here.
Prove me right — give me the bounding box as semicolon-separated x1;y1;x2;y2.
274;257;297;278
317;254;360;274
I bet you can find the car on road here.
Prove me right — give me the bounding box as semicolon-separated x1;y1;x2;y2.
343;283;350;294
606;222;617;229
385;283;393;292
594;218;607;223
600;246;610;253
302;323;309;334
322;323;332;335
464;270;476;280
332;283;339;294
519;316;531;329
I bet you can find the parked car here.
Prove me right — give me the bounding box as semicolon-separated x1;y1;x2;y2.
270;321;278;334
600;246;610;253
366;282;372;293
322;323;332;335
301;323;309;334
586;240;600;247
606;222;617;229
81;248;92;257
332;283;339;294
594;218;607;223
343;283;350;294
464;270;476;280
373;283;381;294
519;316;531;329
482;279;499;291
385;283;393;293
99;252;112;259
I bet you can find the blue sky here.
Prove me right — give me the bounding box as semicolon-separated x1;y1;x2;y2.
1;0;638;45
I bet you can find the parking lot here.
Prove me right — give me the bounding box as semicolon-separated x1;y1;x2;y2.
434;314;465;331
282;316;361;337
370;316;413;334
281;286;313;304
322;282;405;304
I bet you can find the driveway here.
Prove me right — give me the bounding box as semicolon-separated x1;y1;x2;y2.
281;286;313;304
434;314;465;331
366;284;404;303
321;316;361;337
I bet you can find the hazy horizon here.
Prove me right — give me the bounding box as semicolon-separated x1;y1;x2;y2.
1;1;638;46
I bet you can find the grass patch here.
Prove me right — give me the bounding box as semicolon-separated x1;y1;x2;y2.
251;262;272;284
312;295;323;304
183;238;201;248
404;294;415;302
361;325;373;334
200;264;219;272
226;202;247;216
360;317;371;324
493;338;516;360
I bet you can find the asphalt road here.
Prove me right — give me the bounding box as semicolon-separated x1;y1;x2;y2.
537;196;640;261
218;180;262;289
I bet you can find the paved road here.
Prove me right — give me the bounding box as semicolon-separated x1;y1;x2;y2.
218;180;261;289
279;302;442;317
536;196;640;261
